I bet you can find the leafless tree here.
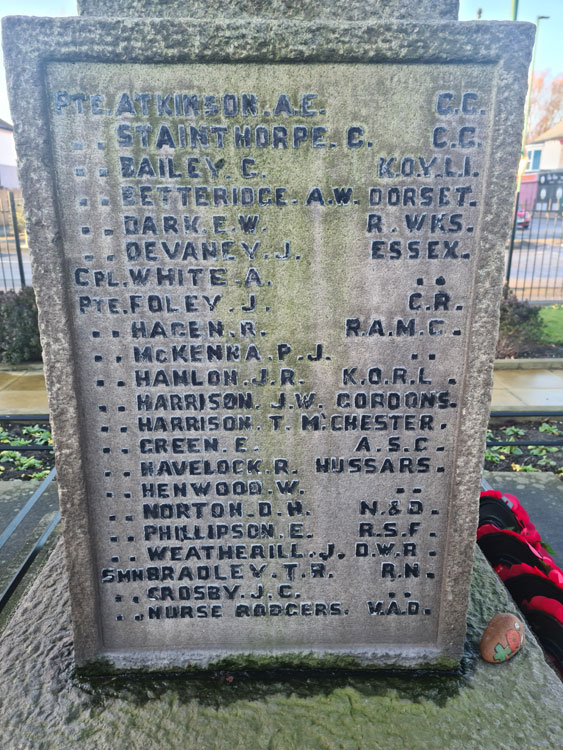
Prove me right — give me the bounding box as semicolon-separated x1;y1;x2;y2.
527;69;563;142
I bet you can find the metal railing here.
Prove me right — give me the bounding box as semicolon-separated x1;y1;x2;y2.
0;413;57;614
487;410;563;448
0;467;59;614
0;190;29;291
505;207;563;303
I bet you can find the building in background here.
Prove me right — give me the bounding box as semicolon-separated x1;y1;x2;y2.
522;121;563;212
0;119;19;190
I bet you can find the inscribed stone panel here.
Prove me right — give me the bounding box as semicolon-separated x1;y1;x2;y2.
47;61;490;655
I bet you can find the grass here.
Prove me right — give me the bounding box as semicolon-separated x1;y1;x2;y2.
539;305;563;345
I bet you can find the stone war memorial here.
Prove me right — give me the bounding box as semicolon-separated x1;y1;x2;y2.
2;3;563;745
1;0;539;672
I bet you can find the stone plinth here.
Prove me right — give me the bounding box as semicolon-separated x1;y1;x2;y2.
0;542;561;749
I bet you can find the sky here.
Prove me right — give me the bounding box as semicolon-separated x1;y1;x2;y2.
0;0;562;123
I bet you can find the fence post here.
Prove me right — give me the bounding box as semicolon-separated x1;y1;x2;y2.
504;190;519;298
9;192;26;288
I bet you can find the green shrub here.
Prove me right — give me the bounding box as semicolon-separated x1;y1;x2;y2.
496;288;544;358
0;287;42;364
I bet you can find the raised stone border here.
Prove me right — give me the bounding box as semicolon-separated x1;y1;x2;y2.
494;358;563;370
77;0;460;21
0;362;44;372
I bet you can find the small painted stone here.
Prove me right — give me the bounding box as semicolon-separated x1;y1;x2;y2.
480;613;526;663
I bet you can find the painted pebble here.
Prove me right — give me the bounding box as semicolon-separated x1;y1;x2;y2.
480;613;526;663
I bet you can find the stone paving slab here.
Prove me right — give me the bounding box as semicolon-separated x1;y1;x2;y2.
0;372;21;391
509;389;563;408
495;372;563;389
0;374;48;392
0;541;561;750
484;471;563;564
491;369;563;412
0;391;49;414
0;370;48;414
491;387;528;409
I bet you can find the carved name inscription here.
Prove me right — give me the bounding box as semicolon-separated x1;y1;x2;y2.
47;62;492;653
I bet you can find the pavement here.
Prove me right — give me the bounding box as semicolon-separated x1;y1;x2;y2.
1;365;562;415
484;471;563;564
0;369;48;414
492;368;563;412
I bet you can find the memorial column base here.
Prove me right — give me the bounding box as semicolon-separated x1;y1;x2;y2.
0;541;561;749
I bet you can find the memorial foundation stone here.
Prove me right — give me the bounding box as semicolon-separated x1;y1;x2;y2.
2;7;534;671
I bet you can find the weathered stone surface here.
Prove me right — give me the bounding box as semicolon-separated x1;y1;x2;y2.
2;15;534;671
77;0;460;21
0;543;561;749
